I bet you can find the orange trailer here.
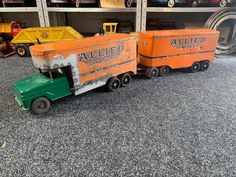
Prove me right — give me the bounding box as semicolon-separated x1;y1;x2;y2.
30;34;137;96
138;29;219;78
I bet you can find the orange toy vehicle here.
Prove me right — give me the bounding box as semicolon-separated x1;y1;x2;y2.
12;29;219;114
138;29;219;78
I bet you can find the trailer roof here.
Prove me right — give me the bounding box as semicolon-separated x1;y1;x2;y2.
140;29;218;37
30;33;132;56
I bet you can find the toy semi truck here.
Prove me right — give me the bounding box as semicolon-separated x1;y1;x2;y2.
12;34;137;114
12;29;219;114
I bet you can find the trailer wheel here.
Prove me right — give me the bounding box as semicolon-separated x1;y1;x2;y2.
167;0;175;7
191;62;201;73
107;77;121;91
219;0;227;7
15;44;30;57
200;61;210;71
120;73;131;87
159;66;170;76
145;68;159;79
31;97;51;114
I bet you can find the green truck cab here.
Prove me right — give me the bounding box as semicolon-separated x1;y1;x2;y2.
12;70;72;114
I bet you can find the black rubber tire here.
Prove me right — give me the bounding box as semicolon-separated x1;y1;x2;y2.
107;77;121;91
145;68;159;79
191;62;201;73
120;73;131;87
200;61;210;71
31;97;51;114
15;44;30;57
159;66;170;76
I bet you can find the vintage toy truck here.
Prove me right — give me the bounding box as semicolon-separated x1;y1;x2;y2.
11;26;83;57
0;21;26;38
138;29;219;78
12;34;137;114
0;21;26;57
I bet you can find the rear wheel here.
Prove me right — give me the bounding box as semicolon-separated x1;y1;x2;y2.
107;77;121;91
145;68;159;79
159;66;170;76
31;97;51;114
191;62;201;73
15;44;30;57
120;73;131;87
200;61;210;71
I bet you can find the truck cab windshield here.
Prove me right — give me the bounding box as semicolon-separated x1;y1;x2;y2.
42;70;63;79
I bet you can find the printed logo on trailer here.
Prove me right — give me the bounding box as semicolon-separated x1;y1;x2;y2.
78;44;124;65
171;37;206;49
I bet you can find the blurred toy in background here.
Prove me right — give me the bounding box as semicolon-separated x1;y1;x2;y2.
11;26;83;57
186;0;233;7
100;0;126;8
125;0;136;7
97;19;134;35
0;21;26;57
2;0;25;7
47;0;69;7
0;35;15;57
103;22;118;34
118;21;133;33
25;0;36;7
146;18;185;30
70;0;98;7
147;0;179;7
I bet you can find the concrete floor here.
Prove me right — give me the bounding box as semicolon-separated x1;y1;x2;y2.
0;55;236;177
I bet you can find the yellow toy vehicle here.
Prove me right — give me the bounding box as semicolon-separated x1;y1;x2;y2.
11;26;83;57
103;22;118;34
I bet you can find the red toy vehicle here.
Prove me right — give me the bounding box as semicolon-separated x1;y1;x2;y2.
70;0;98;7
186;0;233;7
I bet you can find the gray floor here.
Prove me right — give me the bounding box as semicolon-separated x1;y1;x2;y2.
0;55;236;177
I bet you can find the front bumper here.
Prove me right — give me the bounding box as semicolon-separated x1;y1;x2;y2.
12;87;29;111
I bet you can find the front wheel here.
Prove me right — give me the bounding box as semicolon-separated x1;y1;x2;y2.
31;97;51;114
167;0;175;7
15;44;30;57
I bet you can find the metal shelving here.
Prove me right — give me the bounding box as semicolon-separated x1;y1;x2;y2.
0;0;45;26
42;0;142;32
0;0;228;32
141;0;226;31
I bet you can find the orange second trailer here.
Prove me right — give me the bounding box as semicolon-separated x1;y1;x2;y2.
138;29;219;78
